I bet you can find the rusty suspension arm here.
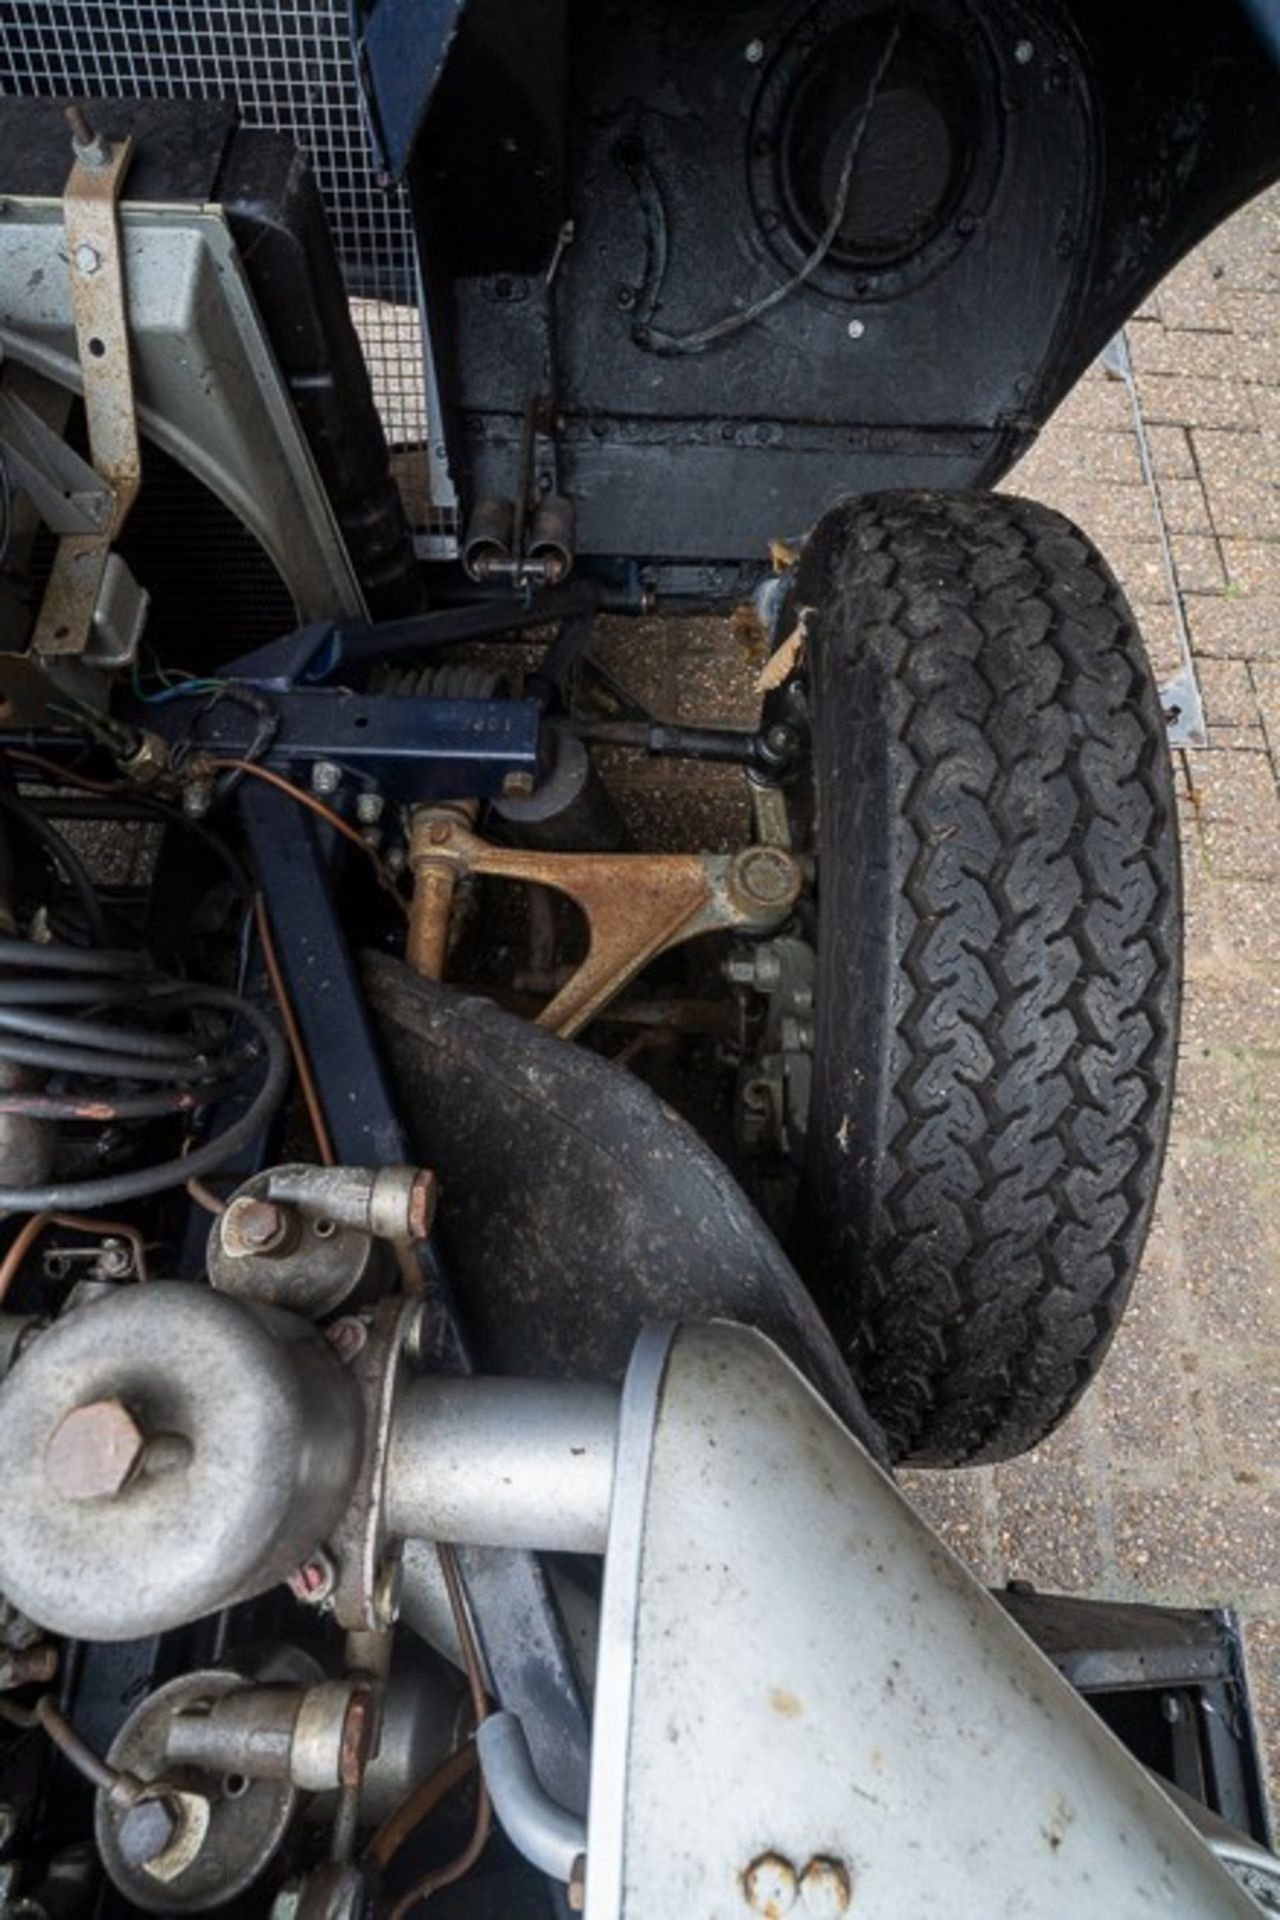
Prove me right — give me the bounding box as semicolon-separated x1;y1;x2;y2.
406;809;802;1037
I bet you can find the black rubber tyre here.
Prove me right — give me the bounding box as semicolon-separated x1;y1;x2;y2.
790;490;1181;1466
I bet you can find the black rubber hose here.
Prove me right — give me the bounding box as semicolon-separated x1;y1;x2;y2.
0;979;148;1007
0;1038;238;1083
0;988;288;1211
0;940;151;976
0;791;109;947
0;1006;207;1061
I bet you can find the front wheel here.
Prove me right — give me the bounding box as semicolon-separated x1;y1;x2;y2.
788;489;1182;1466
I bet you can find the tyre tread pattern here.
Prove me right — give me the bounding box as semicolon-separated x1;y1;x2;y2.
798;490;1180;1465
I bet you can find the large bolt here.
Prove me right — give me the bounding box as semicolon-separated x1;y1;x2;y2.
355;790;384;826
221;1195;293;1260
117;1795;179;1872
728;846;802;914
45;1398;145;1501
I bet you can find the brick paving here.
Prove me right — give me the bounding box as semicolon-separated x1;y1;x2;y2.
595;185;1280;1811
901;185;1280;1815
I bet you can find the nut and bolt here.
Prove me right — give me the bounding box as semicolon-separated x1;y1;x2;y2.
500;769;537;800
45;1397;146;1502
94;1238;134;1280
220;1195;294;1260
310;760;343;797
287;1551;337;1609
74;243;101;275
183;778;214;821
117;1794;180;1872
729;845;801;912
724;946;783;992
325;1316;369;1365
355;790;385;826
65;104;111;169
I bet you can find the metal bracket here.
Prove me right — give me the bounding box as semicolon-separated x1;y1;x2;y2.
0;382;113;535
407;811;803;1036
33;118;142;659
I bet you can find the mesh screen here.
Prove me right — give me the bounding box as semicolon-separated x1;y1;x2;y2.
0;1;440;488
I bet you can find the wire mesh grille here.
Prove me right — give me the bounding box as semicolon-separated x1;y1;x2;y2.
0;0;436;476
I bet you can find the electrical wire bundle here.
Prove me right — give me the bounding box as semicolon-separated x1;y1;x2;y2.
0;936;287;1211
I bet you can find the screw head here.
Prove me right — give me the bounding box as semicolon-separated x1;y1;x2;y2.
744;37;765;63
1014;37;1035;62
74;243;100;275
355;790;384;825
846;318;866;340
221;1195;292;1259
46;1398;145;1501
117;1795;180;1871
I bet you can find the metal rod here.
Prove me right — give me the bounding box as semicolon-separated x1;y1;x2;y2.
475;1712;586;1883
570;719;760;765
386;1377;620;1554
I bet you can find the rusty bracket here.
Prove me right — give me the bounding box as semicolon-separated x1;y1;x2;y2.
33;121;141;660
407;810;803;1037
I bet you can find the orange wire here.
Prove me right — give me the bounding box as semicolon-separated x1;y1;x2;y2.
253;890;335;1167
206;759;408;918
0;1210;149;1305
388;1546;493;1918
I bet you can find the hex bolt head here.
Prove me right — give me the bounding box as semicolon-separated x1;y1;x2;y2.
310;760;343;797
729;846;801;912
743;1853;797;1916
288;1550;337;1609
744;37;765;63
354;790;384;825
846;318;866;340
500;769;537;800
117;1795;179;1871
325;1317;368;1365
74;243;101;275
220;1195;292;1260
45;1397;146;1501
1014;37;1035;62
798;1858;852;1918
